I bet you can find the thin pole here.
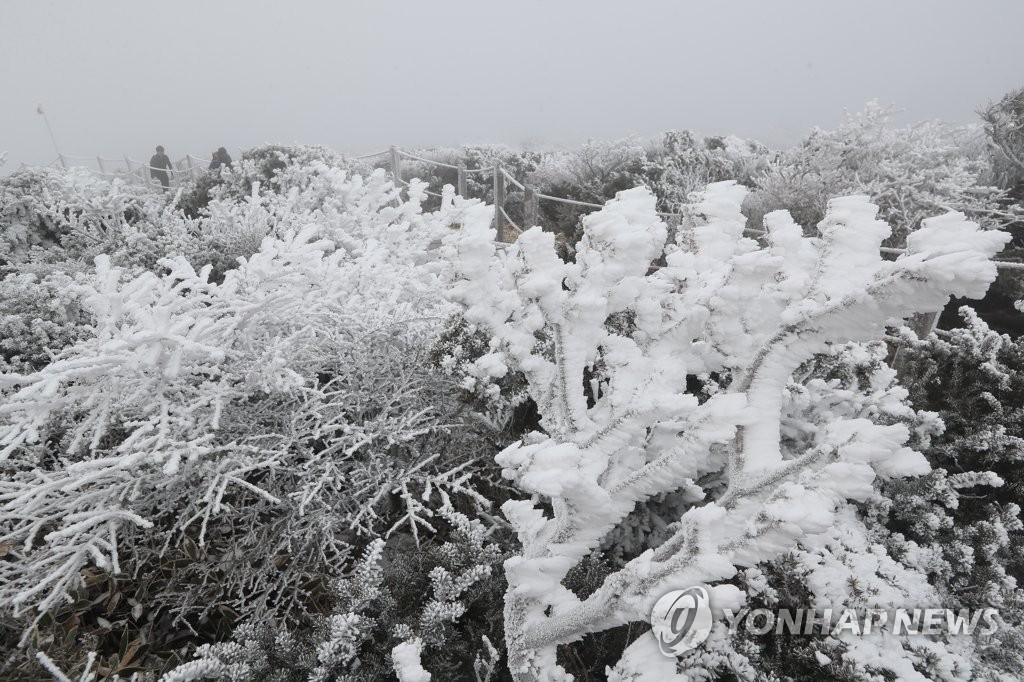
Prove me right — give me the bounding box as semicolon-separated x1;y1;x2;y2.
493;163;506;242
390;145;402;207
524;185;538;229
36;104;64;167
457;163;467;198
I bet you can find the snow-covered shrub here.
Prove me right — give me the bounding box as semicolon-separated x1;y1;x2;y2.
631;130;770;215
525;138;648;245
430;313;533;432
746;103;1015;248
445;180;1009;680
404;145;542;205
0;269;92;375
379;136;770;254
234;145;353;194
884;307;1024;675
529;138;647;204
175;146;436;281
892;308;1024;586
0;167;163;266
165;504;506;682
0;174;504;674
977;86;1024;303
0;164;210;295
980;86;1024;192
175;144;357;220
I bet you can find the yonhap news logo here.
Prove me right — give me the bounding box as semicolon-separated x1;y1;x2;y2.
650;586;714;656
651;585;1000;658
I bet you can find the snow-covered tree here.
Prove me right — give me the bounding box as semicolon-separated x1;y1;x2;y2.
444;181;1009;680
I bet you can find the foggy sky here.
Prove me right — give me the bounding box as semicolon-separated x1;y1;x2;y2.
2;0;1022;172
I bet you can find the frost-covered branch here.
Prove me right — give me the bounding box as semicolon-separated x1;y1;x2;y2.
446;181;1009;680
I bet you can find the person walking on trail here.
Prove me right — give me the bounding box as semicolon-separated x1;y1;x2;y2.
208;150;223;171
149;145;173;190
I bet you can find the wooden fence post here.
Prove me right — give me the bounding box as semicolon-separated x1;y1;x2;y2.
58;154;67;169
909;311;941;338
524;185;538;229
457;163;467;198
390;145;402;206
493;163;506;242
890;309;942;376
97;157;106;174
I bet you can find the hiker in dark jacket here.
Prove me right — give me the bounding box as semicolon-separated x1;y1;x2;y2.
208;150;222;171
149;145;173;190
217;147;233;168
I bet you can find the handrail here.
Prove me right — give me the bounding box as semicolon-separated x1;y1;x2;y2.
535;192;604;210
500;167;525;191
499;206;521;232
398;149;462;170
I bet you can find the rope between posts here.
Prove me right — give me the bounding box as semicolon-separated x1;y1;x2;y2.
536;191;686;218
535;192;605;210
89;170;137;179
132;164;185;173
353;150;389;160
398;150;462;170
500;167;525;191
499;207;521;232
124;157;193;173
85;170;120;179
60;158;195;175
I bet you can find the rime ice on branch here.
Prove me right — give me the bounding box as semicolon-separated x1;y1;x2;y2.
444;182;1009;681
